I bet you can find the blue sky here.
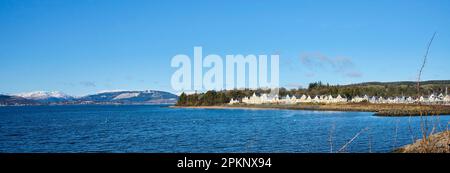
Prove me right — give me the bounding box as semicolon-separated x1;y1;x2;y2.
1;0;449;96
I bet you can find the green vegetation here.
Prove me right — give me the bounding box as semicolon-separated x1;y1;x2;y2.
176;80;450;106
176;91;228;106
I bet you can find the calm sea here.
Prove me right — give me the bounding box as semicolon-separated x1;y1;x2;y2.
0;105;449;153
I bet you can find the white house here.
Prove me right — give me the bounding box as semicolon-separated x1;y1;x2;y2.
351;96;368;103
335;95;347;103
444;95;450;105
228;98;239;105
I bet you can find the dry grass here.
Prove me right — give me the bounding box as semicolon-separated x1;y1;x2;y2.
395;130;450;153
205;103;450;116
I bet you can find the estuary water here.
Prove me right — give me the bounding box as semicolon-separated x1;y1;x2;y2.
0;105;449;153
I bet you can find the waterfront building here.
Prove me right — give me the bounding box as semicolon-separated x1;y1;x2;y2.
306;95;312;102
406;96;414;103
313;96;320;103
444;95;450;104
232;93;448;105
336;95;347;103
351;96;366;103
229;98;239;105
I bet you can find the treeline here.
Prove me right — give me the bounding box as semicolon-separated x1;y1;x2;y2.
176;89;270;106
176;80;450;106
291;81;449;98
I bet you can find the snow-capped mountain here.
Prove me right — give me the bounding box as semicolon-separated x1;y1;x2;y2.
113;92;141;100
14;91;74;102
80;90;178;104
95;90;126;94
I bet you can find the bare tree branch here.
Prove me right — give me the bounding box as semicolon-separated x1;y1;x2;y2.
417;32;437;96
338;127;369;153
415;32;437;142
329;122;336;153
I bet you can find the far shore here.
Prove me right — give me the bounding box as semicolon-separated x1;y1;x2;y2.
170;105;283;111
171;103;450;116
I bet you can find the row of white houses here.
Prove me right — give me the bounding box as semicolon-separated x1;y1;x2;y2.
229;93;450;105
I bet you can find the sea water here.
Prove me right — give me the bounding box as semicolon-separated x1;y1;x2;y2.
0;105;449;153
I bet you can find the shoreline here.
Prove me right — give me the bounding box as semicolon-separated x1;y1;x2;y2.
169;105;283;111
172;103;450;116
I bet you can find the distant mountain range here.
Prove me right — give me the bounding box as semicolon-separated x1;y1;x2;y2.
0;94;39;105
0;90;178;106
14;91;75;103
77;90;178;104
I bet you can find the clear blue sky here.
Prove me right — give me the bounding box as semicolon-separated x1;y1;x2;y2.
1;0;449;96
